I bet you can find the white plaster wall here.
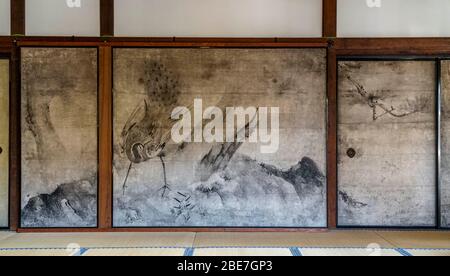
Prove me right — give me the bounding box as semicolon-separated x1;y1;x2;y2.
26;0;100;36
115;0;322;37
338;0;450;37
0;0;10;35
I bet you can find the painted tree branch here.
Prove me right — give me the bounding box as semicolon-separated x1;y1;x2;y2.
346;75;424;121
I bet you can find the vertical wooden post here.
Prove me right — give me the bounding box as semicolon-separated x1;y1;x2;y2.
100;0;114;37
323;0;337;38
98;46;113;229
327;44;338;228
9;45;20;231
11;0;26;36
324;0;338;228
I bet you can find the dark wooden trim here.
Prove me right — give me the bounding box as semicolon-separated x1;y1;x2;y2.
9;45;20;231
334;38;450;55
0;46;13;54
17;228;328;233
323;0;337;38
108;42;328;48
10;37;450;53
7;36;327;45
16;41;106;47
100;0;114;37
6;36;450;232
327;43;337;228
11;0;25;36
16;40;329;49
9;37;329;233
0;37;14;49
98;46;113;229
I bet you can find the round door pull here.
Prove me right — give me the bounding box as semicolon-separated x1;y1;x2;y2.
347;148;356;158
0;147;2;155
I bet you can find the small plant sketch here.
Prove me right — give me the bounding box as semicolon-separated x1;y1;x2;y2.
172;192;195;222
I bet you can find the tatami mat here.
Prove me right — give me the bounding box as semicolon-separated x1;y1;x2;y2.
193;247;293;256
0;248;79;256
0;232;196;249
4;246;447;256
0;232;15;242
193;231;394;248
299;247;403;257
405;249;450;256
83;248;186;256
376;231;450;249
0;230;449;256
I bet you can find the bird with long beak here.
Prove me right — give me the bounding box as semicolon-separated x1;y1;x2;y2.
120;60;257;198
120;61;183;198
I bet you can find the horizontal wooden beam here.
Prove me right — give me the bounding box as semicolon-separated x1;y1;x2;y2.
10;36;328;45
12;37;450;52
15;40;329;49
334;38;450;53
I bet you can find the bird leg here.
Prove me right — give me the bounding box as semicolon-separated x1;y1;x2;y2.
122;162;133;195
158;155;171;198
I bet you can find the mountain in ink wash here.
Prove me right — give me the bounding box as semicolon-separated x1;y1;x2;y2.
114;154;326;227
260;157;325;199
21;176;97;228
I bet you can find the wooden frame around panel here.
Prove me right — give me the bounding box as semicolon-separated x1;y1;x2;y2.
333;38;450;230
0;38;18;231
335;56;442;230
1;36;450;233
17;45;101;231
2;0;450;232
4;37;331;233
0;49;11;230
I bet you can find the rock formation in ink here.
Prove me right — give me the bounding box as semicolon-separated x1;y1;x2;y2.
113;48;328;227
21;48;98;228
21;176;97;228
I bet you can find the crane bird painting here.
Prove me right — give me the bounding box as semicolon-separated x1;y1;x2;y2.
113;48;328;228
120;61;182;198
120;60;258;199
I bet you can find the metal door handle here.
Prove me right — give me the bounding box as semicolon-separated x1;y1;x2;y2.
347;148;356;158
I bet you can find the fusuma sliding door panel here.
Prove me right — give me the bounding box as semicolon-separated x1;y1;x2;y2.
338;60;437;227
21;48;98;228
113;48;327;228
0;59;8;228
441;60;450;228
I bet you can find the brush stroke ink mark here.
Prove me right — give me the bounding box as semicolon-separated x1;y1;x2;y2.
339;190;368;209
339;64;430;121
